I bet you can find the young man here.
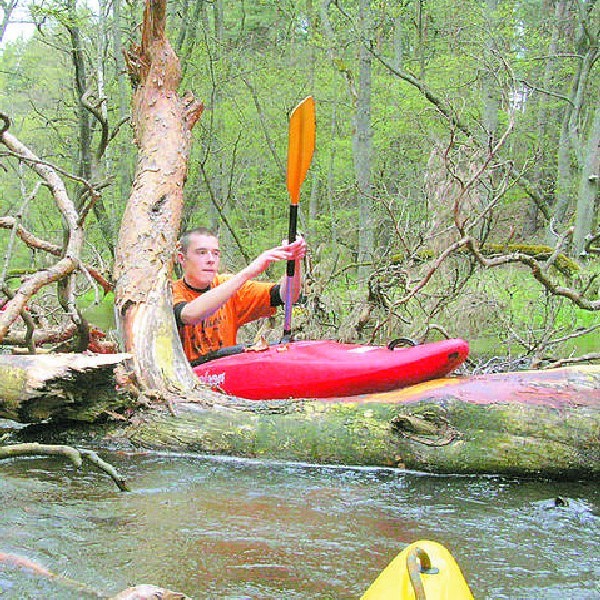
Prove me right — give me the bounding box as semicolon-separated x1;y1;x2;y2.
173;227;306;364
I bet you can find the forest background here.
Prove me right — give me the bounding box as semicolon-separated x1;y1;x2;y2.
0;0;598;372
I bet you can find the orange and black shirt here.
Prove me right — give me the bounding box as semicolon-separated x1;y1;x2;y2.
172;274;282;363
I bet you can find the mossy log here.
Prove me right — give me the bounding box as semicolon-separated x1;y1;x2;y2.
0;353;131;422
1;352;598;480
119;365;600;481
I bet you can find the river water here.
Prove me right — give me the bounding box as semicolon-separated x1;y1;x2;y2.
0;452;598;599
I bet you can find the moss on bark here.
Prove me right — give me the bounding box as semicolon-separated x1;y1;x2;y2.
119;393;599;480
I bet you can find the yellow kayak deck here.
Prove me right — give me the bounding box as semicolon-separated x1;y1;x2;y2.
361;540;474;600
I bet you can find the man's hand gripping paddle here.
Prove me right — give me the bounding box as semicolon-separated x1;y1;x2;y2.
283;96;316;342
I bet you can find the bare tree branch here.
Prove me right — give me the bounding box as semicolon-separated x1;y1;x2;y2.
0;443;129;491
542;353;600;368
465;237;599;310
0;115;86;342
81;87;110;161
1;322;78;347
1;285;36;352
394;237;471;305
0;216;63;255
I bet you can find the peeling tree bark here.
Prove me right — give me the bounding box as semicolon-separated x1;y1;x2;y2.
114;0;205;400
0;353;131;422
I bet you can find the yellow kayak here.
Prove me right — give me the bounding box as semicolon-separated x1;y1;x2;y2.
361;540;474;600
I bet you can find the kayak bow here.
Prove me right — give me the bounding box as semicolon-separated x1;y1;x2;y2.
361;540;474;600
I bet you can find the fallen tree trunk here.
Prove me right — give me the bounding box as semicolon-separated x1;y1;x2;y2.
2;355;598;480
116;365;599;481
0;353;131;422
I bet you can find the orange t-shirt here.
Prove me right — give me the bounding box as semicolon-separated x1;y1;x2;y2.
172;274;278;363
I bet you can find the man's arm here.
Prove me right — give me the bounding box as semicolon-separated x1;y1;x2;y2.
180;237;306;325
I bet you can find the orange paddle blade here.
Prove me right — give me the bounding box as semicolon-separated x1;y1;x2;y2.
286;96;316;206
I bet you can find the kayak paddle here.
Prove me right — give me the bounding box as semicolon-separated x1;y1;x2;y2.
283;95;316;342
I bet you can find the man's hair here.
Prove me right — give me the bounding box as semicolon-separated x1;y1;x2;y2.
179;227;218;253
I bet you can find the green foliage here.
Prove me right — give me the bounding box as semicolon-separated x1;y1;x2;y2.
76;291;116;330
0;0;598;364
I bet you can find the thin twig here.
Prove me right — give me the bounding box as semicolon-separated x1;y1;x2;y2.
543;353;600;369
0;443;130;492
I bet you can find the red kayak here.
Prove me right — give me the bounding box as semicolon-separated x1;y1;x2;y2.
193;338;469;400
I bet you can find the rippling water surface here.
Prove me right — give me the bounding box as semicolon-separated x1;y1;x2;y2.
0;452;598;599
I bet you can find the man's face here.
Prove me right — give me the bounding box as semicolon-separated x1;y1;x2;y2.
178;233;221;288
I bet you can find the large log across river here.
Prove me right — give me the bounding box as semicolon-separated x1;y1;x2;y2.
0;354;598;480
121;364;599;481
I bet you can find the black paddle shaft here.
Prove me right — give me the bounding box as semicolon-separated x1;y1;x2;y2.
286;204;298;277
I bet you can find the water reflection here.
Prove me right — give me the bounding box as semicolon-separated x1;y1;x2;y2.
0;453;598;599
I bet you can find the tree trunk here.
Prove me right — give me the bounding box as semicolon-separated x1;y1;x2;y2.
2;357;598;480
573;103;600;256
113;0;204;400
525;0;566;235
482;0;498;145
320;0;340;253
355;0;374;281
393;13;404;70
117;365;600;481
306;0;319;241
327;93;339;251
549;101;576;243
67;0;116;256
416;0;425;79
547;6;598;247
0;0;16;43
112;0;134;219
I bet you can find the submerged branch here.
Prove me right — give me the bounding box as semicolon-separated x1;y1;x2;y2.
0;552;104;597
